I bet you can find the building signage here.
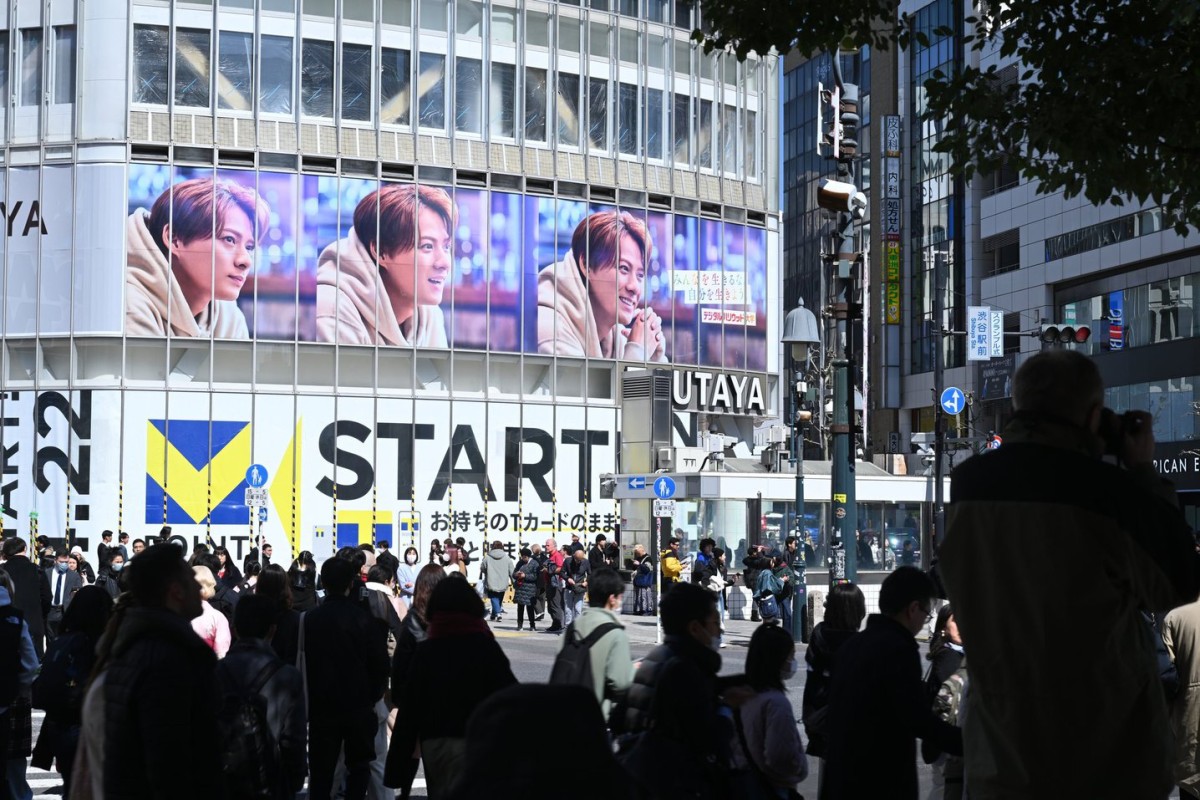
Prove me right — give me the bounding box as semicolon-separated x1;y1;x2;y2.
989;310;1005;358
670;370;767;416
883;198;901;239
884;157;901;199
967;306;991;362
979;354;1016;400
885;242;901;324
883;116;901;157
1153;443;1200;492
1044;216;1136;262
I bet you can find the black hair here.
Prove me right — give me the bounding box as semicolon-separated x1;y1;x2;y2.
745;624;795;693
60;585;114;643
233;594;280;640
426;573;485;619
824;581;867;631
519;547;532;558
194;553;221;576
928;604;955;662
256;564;293;610
213;545;230;560
668;537;681;546
101;530;113;539
587;567;625;608
659;582;716;637
132;538;146;548
126;543;190;607
377;539;391;548
289;550;316;574
785;535;798;547
320;556;357;597
878;566;937;616
699;538;716;551
367;564;394;585
357;543;374;554
595;534;607;543
1;537;26;559
243;560;263;579
336;546;367;571
713;547;725;558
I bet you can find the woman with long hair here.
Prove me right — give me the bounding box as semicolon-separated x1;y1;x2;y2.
731;624;809;798
212;545;242;590
255;563;300;664
316;183;453;346
288;550;318;611
126;176;269;337
537;210;667;361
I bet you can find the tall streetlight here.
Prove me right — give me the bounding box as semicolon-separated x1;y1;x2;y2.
783;299;821;643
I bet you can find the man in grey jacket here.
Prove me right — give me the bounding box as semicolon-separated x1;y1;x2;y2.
482;540;515;622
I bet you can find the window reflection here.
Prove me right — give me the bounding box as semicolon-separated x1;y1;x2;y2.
418;53;446;129
525;67;548;142
174;28;211;109
134;25;169;105
381;47;412;125
260;36;294;114
342;43;373;121
557;73;581;147
455;57;483;134
588;78;609;151
490;62;517;139
218;32;253;111
301;39;334;118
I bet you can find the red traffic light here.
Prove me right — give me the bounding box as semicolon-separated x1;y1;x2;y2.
1040;324;1091;345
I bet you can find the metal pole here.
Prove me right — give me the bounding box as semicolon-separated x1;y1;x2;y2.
932;249;947;554
655;513;663;645
791;366;808;642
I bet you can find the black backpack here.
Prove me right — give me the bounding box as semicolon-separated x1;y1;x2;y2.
217;660;284;800
549;622;621;694
33;631;94;715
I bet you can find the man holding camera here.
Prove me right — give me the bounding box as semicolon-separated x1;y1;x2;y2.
941;350;1199;799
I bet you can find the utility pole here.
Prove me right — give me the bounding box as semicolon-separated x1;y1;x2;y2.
932;247;946;553
819;55;864;584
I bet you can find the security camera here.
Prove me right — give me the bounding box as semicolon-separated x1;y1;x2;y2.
817;179;868;219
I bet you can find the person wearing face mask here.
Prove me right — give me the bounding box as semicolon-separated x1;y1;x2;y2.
95;552;126;600
395;546;420;608
537;210;668;362
619;582;733;799
729;624;809;799
45;550;83;643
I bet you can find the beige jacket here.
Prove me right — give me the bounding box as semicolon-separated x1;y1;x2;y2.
315;229;447;347
1164;601;1200;783
535;253;666;362
124;210;249;338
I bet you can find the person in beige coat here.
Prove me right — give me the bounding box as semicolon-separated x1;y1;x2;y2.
126;177;268;337
1163;600;1200;783
315;183;451;347
537;210;667;361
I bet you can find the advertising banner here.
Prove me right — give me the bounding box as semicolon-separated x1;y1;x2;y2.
124;164;769;372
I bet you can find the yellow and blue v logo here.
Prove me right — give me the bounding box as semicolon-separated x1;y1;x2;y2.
145;420;251;524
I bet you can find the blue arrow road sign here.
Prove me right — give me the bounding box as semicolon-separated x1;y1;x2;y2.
246;464;269;488
653;475;676;499
940;387;965;416
258;506;268;523
628;476;646;490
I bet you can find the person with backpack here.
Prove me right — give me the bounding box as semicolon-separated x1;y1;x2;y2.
631;545;655;616
550;567;634;727
30;585;113;795
0;568;38;800
215;594;307;800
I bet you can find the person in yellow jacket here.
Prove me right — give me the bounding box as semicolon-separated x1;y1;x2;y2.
660;536;684;584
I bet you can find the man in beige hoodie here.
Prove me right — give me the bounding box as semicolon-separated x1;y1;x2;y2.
315;183;452;347
537;209;667;362
125;177;267;338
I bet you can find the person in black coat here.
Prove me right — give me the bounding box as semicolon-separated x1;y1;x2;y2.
87;543;225;799
385;576;516;798
288;551;319;612
824;567;962;800
376;539;401;578
742;545;771;623
588;534;611;570
1;537;50;658
96;530;114;571
303;557;390;800
212;545;243;589
802;582;866;761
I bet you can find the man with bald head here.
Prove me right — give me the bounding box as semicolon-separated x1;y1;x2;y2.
941;349;1199;799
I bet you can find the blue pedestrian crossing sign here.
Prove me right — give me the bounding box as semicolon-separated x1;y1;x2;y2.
653;475;676;499
246;464;269;488
940;387;965;416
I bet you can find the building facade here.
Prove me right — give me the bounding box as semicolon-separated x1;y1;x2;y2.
0;0;781;562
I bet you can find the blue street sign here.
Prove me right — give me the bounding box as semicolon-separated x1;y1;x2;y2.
628;476;646;490
246;464;269;488
939;387;965;416
258;506;268;523
653;475;676;499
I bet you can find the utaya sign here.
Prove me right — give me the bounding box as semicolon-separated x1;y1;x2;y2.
671;369;768;416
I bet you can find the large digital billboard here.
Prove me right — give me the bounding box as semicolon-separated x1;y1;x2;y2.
125;164;769;370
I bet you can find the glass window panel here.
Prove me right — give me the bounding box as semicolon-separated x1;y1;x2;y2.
648;33;666;69
673;40;691;75
133;25;169;104
301;39;334;117
746;59;758;92
619;28;638;63
53;26;76;104
264;0;295;11
699;51;713;79
455;56;483;133
647;0;668;22
743;108;757;178
492;6;518;42
590;22;610;58
421;0;449;31
588;77;608;150
619;0;638;14
673;0;691;29
0;38;8;104
418;52;446;128
383;0;413;25
590;0;610;9
457;0;484;35
618;82;637;155
344;0;374;21
490;61;516;138
673;92;689;164
260;35;293;114
303;0;335;15
381;47;412;125
697;98;713;167
721;104;737;172
217;31;253;111
722;55;736;85
525;66;548;142
341;43;372;121
527;11;550;48
556;72;581;146
646;87;663;160
19;29;42;107
221;0;254;7
174;28;211;108
559;17;581;52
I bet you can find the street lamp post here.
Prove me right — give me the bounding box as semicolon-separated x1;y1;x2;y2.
783;300;821;643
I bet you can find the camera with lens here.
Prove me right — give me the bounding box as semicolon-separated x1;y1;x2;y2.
1098;408;1143;457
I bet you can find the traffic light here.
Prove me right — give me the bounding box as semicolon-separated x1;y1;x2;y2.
1040;324;1091;345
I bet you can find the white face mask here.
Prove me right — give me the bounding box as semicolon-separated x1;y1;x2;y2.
708;633;722;654
405;554;417;565
781;658;798;681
